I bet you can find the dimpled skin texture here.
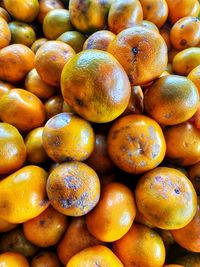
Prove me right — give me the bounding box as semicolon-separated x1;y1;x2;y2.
61;50;131;123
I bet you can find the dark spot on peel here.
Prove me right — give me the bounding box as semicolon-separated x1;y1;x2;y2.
60;198;73;209
51;55;57;61
63;156;73;162
146;5;151;10
40;199;49;207
75;98;84;106
132;47;139;55
39;220;45;226
180;39;187;46
180;24;184;29
174;187;180;194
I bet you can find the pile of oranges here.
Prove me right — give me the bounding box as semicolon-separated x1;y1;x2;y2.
0;0;200;266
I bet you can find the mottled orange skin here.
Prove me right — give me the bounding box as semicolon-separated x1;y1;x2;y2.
45;95;63;120
57;217;103;265
25;69;55;100
31;38;48;54
107;114;166;174
0;17;10;49
141;20;159;32
57;31;86;53
38;0;64;23
170;17;200;50
61;50;131;123
108;0;143;34
25;127;48;164
171;197;200;252
122;86;144;115
166;0;200;24
144;75;199;125
69;0;111;33
0;123;26;175
83;30;116;51
135;167;197;230
46;162;100;216
0;218;17;232
188;65;200;94
0;252;30;267
108;26;168;86
35;41;75;87
160;23;172;51
0;89;46;132
0;81;14;98
164;122;200;166
113;224;166;267
43;112;95;162
173;47;200;76
86;182;136;242
0;7;11;22
140;0;168;28
86;133;114;174
188;161;200;195
0;166;49;223
31;251;61;267
0;44;35;83
67;245;123;267
23;205;68;247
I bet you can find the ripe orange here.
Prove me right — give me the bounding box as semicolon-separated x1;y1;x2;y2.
0;252;30;267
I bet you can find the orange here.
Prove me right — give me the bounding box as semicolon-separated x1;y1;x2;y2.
57;217;103;265
45;95;63;120
38;0;64;23
135;167;197;229
173;47;200;76
46;162;100;216
23;205;68;247
188;65;200;94
69;0;111;33
0;81;13;98
35;41;75;87
0;7;11;22
4;0;39;22
0;252;29;267
86;182;136;242
108;26;168;85
188;161;200;195
43;9;73;40
61;49;131;123
171;197;200;252
0;166;49;223
0;44;35;83
25;127;48;164
83;30;116;51
57;31;86;53
86;133;114;174
164;122;200;166
66;245;123;267
166;0;200;24
31;251;61;267
170;16;200;50
25;69;56;100
31;38;48;54
43;112;95;162
0;17;10;49
140;0;168;28
108;0;143;34
0;218;17;232
107;114;166;174
0;123;26;175
0;89;46;132
113;223;166;267
144;75;199;125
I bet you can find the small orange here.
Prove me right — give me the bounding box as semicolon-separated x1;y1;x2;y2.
135;167;197;229
107;114;166;174
86;182;136;242
38;0;64;23
140;0;168;28
83;30;116;51
61;49;131;123
113;223;166;267
45;95;63;120
164;122;200;166
108;26;168;85
170;16;200;50
57;31;86;53
108;0;143;34
46;162;100;216
31;251;61;267
66;245;123;267
144;75;199;125
188;65;200;94
0;17;10;49
35;41;75;87
0;252;29;267
23;205;68;247
188;161;200;195
43;112;95;162
57;217;103;265
31;38;48;54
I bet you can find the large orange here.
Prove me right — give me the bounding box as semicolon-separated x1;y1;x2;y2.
61;50;131;123
135;167;197;229
108;26;168;85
